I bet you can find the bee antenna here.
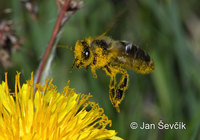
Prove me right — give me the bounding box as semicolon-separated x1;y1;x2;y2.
57;45;73;51
70;59;76;72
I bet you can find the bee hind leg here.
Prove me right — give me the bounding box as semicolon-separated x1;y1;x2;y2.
115;70;129;108
103;65;129;112
113;67;129;112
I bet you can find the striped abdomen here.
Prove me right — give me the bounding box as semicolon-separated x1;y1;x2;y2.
117;41;155;74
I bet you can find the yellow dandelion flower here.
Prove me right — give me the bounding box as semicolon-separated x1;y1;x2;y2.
0;72;123;140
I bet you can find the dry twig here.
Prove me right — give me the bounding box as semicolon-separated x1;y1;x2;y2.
34;0;83;93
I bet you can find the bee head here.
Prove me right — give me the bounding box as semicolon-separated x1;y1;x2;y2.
74;39;93;69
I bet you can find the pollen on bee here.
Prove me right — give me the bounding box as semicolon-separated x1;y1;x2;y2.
72;35;154;112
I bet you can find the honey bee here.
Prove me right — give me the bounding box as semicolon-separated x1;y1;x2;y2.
72;35;155;112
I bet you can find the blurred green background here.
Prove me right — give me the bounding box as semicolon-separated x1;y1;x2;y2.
1;0;200;139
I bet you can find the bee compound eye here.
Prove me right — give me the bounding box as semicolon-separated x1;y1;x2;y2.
82;50;90;60
85;51;89;56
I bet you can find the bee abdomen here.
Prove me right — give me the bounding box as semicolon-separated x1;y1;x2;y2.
124;43;150;62
135;48;151;62
121;42;154;74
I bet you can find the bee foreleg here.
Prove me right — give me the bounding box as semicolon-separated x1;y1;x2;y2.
91;65;97;78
